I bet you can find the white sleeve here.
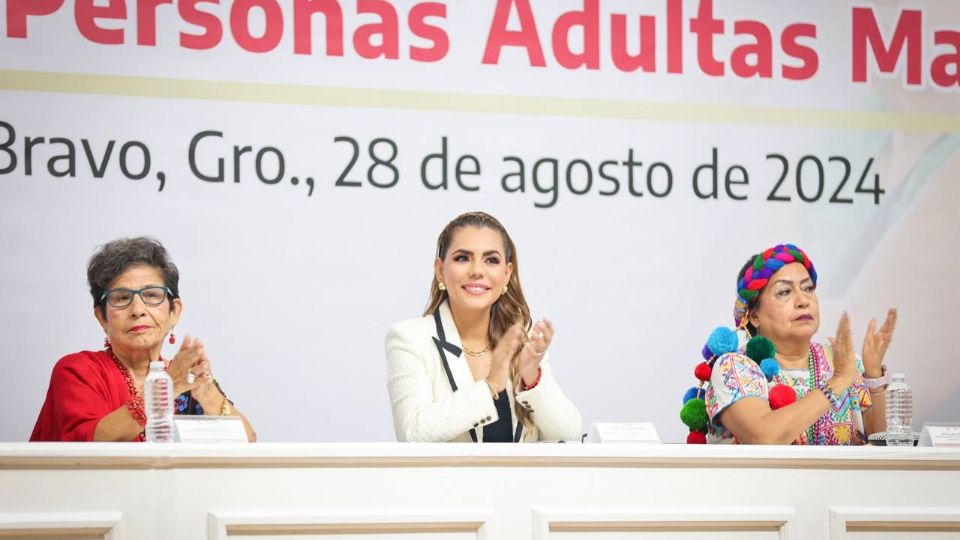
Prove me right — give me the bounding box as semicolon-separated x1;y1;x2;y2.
385;324;498;442
514;353;582;441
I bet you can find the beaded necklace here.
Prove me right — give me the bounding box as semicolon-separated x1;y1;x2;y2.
106;347;148;442
806;348;818;444
772;345;821;445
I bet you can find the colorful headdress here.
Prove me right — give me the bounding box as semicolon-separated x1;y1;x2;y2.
733;244;817;326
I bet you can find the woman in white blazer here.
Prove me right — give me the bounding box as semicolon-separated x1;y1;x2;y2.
386;211;582;442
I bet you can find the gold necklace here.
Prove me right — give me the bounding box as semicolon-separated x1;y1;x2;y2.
462;344;490;357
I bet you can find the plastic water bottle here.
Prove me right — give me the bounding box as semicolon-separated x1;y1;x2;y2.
885;373;914;447
143;360;174;443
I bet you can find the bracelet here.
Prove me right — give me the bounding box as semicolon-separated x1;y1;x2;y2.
211;379;234;415
818;383;842;410
125;395;147;427
220;397;234;416
862;364;889;391
483;378;500;400
521;368;542;391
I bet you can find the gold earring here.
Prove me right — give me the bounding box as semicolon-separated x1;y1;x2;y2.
501;285;508;295
438;281;446;291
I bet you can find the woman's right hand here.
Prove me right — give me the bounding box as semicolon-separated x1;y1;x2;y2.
488;324;523;392
827;312;858;389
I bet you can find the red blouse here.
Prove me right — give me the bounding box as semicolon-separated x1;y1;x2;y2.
30;350;137;442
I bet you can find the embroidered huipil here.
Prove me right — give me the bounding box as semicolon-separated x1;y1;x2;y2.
705;342;872;445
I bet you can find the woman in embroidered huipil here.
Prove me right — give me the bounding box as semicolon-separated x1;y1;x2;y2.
703;244;896;445
31;237;256;442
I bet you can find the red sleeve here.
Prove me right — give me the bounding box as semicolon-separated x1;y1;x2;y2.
30;352;129;442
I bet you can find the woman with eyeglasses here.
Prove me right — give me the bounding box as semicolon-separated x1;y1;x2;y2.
30;237;255;442
386;212;581;442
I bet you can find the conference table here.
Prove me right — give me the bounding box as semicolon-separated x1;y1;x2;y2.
1;443;958;539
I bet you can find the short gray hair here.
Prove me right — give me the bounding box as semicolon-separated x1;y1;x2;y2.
87;237;180;316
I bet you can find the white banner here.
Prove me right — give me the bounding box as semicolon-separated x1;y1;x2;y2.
1;0;958;442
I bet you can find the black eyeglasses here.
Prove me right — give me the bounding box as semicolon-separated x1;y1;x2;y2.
100;286;171;308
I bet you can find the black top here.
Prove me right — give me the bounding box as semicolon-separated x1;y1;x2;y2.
482;390;513;442
431;309;523;443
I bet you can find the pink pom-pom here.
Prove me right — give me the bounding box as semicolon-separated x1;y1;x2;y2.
769;384;797;410
694;362;712;382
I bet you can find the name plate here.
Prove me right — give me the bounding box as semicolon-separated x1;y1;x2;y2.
174;416;249;443
919;423;960;447
591;422;661;444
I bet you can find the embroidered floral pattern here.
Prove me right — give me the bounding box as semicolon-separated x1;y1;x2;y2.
705;342;871;445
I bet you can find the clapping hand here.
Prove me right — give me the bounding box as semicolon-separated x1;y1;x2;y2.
828;313;858;388
487;319;554;392
518;319;553;387
166;335;212;395
488;324;523;392
862;308;897;377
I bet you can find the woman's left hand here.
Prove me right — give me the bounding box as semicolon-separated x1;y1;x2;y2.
183;352;224;413
518;318;553;387
861;308;897;377
166;335;211;395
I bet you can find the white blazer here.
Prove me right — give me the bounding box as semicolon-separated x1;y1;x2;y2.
385;301;582;442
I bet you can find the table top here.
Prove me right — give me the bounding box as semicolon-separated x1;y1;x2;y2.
2;442;958;470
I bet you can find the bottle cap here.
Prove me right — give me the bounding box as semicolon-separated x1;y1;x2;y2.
891;372;906;381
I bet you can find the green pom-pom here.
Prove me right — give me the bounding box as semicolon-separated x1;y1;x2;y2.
745;336;776;363
680;398;709;430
